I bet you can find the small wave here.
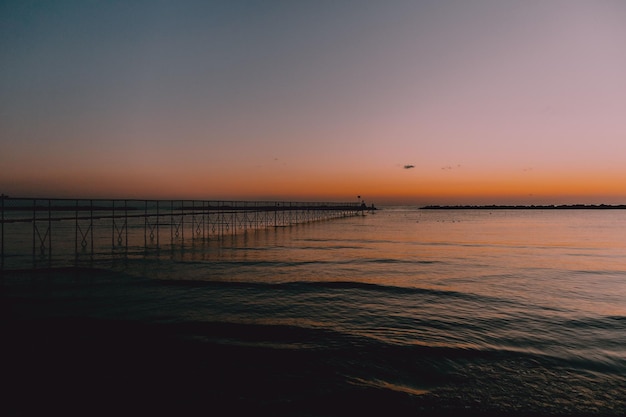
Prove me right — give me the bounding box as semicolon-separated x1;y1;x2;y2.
564;315;626;331
349;377;430;396
154;277;478;301
362;258;439;265
572;269;626;276
297;245;365;250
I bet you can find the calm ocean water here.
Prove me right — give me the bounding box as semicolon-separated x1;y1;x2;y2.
4;207;626;415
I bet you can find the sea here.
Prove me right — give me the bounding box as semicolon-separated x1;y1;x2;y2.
3;207;626;416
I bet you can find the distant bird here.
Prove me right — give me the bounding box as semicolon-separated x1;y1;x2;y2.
404;164;415;169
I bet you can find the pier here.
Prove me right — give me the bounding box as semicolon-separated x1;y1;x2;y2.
1;196;369;272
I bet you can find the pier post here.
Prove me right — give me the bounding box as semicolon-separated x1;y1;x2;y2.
47;200;51;267
156;200;160;249
112;200;115;250
1;194;4;275
125;200;128;252
232;203;235;236
32;199;35;266
32;199;52;268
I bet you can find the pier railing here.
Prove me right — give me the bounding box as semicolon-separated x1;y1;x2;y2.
1;196;365;271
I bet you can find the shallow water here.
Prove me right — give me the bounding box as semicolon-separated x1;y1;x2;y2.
3;208;626;415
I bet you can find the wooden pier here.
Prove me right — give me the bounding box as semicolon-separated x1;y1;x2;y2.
1;196;369;272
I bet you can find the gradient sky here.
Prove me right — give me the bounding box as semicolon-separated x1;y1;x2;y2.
2;0;625;205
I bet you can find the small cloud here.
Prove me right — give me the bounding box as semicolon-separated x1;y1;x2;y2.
441;165;452;170
403;164;415;169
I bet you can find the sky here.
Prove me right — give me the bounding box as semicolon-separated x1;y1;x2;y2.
1;0;625;205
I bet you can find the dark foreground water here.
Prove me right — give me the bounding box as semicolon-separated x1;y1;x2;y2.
2;208;626;416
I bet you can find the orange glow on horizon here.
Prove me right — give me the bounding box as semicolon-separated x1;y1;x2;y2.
4;164;625;206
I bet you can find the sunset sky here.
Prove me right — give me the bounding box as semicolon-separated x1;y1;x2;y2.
1;0;625;205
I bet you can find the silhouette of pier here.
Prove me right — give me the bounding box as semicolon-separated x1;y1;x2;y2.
1;196;369;272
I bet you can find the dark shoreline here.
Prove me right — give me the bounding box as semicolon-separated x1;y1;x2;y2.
3;268;624;417
0;269;433;417
421;204;626;210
